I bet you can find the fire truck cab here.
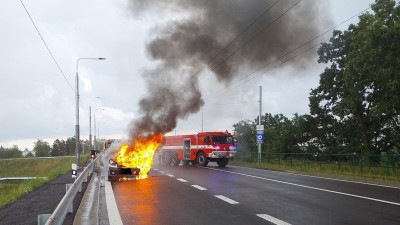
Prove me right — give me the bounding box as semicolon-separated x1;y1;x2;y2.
159;131;236;167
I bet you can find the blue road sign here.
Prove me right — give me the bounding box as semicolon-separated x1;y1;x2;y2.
256;130;264;144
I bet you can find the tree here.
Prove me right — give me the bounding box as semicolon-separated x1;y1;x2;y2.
0;145;22;159
34;139;51;157
310;0;400;154
51;139;66;156
261;113;289;153
25;152;34;157
233;119;256;152
65;137;76;156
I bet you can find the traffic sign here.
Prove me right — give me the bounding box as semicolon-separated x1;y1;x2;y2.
256;130;264;144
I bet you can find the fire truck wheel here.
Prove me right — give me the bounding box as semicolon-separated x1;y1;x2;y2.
164;153;172;165
196;152;207;166
217;158;229;167
171;153;180;166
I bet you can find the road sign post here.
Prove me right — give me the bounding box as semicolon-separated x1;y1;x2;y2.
256;125;264;163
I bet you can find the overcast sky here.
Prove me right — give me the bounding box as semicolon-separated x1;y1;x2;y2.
0;0;375;150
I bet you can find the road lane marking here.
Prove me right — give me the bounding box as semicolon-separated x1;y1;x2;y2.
215;195;239;204
153;168;159;171
232;166;400;190
257;214;291;225
288;173;400;189
159;171;165;173
166;174;175;177
208;168;400;206
191;185;207;190
105;181;123;225
177;178;188;182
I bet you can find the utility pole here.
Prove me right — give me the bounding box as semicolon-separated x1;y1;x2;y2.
89;106;92;150
75;57;105;167
94;114;96;150
75;64;80;166
201;108;203;132
257;86;263;163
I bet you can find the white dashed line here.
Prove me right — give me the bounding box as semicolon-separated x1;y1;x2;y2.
257;214;291;225
207;167;400;206
159;171;165;174
153;168;159;171
177;178;188;182
166;174;175;177
215;195;239;204
191;185;207;190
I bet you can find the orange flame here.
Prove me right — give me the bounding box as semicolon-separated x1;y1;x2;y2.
116;134;164;179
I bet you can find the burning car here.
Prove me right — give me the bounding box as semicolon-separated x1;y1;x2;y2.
104;134;164;181
108;158;141;181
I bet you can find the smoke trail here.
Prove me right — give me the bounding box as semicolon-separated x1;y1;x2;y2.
127;0;331;139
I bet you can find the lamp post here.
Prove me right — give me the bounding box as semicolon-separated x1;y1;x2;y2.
89;106;92;151
75;57;105;167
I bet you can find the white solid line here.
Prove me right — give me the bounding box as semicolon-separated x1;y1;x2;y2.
257;214;291;225
177;178;188;182
166;174;175;177
207;168;400;206
231;165;400;189
288;172;400;189
191;185;207;190
215;195;239;204
105;181;123;225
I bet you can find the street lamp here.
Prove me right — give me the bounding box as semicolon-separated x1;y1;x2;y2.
75;57;105;167
90;104;104;150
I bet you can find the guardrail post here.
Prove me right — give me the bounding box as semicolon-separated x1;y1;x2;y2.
290;154;293;167
278;153;281;165
76;173;82;192
83;168;88;183
360;154;363;176
37;214;50;225
66;184;74;213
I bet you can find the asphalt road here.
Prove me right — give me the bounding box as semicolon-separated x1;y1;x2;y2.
111;162;400;225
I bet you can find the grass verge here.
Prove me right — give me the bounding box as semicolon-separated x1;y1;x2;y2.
0;156;88;207
230;160;400;185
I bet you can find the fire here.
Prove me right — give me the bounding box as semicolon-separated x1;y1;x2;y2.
116;133;164;179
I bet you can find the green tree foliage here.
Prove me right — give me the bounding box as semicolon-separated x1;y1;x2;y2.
310;0;400;154
65;137;76;156
232;113;316;154
0;145;22;159
51;139;66;156
25;152;34;157
233;119;256;152
34;139;51;157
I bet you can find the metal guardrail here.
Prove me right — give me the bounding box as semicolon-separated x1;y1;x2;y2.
38;154;101;225
0;177;47;181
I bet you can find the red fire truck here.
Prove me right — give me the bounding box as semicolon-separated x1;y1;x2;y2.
159;131;236;167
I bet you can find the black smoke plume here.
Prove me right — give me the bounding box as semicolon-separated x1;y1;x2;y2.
127;0;331;140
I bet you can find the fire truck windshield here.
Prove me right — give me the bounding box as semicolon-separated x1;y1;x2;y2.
212;136;233;144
